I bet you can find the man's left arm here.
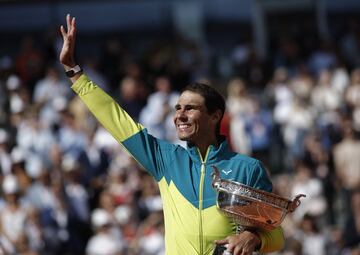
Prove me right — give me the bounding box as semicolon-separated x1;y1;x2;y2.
215;226;284;254
216;160;285;255
256;226;284;253
249;160;285;253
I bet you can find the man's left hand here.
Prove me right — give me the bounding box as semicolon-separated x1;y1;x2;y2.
214;230;261;255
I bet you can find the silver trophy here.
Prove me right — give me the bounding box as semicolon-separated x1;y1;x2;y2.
211;166;305;255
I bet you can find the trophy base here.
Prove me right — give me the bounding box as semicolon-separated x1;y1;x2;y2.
213;244;231;255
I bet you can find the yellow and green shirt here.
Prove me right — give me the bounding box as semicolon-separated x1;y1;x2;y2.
72;75;284;254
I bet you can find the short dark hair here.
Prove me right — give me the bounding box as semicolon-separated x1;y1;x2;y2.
182;82;225;134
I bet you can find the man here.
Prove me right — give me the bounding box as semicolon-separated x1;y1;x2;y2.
60;14;284;255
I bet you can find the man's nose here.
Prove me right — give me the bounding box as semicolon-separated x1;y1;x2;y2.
175;109;187;120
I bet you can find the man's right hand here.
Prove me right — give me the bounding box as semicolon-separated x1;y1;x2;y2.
60;14;77;69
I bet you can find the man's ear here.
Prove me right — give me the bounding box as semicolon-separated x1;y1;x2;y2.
211;109;223;124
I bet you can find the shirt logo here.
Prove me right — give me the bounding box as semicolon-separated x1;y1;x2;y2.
222;169;232;175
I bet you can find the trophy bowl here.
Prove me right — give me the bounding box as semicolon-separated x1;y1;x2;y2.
212;166;305;231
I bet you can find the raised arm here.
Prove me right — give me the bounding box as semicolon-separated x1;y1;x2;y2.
58;15;173;180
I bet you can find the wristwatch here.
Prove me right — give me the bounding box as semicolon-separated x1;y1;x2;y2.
65;65;83;77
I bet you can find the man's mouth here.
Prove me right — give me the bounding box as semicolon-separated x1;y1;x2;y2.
178;123;191;131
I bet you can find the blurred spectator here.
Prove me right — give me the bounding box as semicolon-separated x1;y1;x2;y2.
61;154;91;253
6;74;29;116
86;209;124;255
231;36;253;78
114;204;137;252
345;68;360;132
311;69;342;114
246;51;267;88
340;20;360;69
116;77;146;122
273;37;301;76
33;66;70;127
333;119;360;231
331;66;350;95
58;110;87;156
25;156;49;202
15;36;44;93
346;68;360;109
139;76;180;144
39;177;69;255
0;129;12;175
108;165;138;207
243;98;273;166
135;212;165;255
123;62;142;81
11;147;32;193
0;175;38;254
302;132;330;177
226;78;253;117
289;68;314;102
342;189;360;252
78;127;110;207
294;214;327;255
281;237;303;255
270;68;293;125
226;78;252;155
333;120;360;191
308;41;337;76
83;57;109;92
290;163;327;222
280;97;314;168
16;113;56;166
302;132;336;223
265;67;294;170
100;38;128;91
67;95;95;132
136;174;162;221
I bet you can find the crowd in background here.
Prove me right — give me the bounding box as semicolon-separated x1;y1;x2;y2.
0;18;360;255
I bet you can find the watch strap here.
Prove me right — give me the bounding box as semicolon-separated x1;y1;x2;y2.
65;65;83;77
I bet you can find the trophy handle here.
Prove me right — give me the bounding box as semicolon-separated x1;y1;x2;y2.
211;165;221;189
287;194;306;212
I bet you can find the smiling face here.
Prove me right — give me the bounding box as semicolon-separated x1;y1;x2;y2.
174;90;219;147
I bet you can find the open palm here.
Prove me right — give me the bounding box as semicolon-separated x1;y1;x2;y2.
60;14;76;68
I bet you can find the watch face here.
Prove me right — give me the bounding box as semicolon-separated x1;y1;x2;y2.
65;65;82;77
66;70;75;77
